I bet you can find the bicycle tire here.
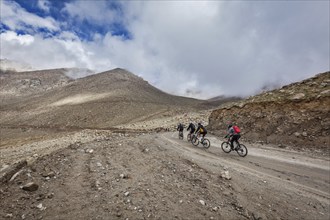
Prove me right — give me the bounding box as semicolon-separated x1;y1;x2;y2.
221;142;231;153
236;144;248;157
179;132;183;139
202;139;210;148
187;133;191;142
191;136;199;146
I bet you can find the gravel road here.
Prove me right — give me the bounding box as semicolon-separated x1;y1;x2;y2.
1;130;329;220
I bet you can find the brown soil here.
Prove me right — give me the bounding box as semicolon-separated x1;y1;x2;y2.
1;69;329;220
208;71;330;153
1;129;329;220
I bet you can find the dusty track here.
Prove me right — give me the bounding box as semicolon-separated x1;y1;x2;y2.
160;132;330;219
0;131;329;220
161;132;330;200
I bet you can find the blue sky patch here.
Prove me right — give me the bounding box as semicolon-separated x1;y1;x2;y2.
4;0;132;41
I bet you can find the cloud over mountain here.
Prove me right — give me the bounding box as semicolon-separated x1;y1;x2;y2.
1;0;329;99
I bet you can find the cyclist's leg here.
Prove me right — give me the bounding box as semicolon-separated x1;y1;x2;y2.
233;135;239;149
201;132;206;142
196;132;200;140
230;136;235;149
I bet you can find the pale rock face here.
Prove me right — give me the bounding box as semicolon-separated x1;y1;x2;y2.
290;93;305;100
208;71;330;151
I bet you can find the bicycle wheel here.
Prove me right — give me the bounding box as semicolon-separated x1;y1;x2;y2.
187;133;191;142
236;144;248;157
221;142;231;153
191;136;199;146
202;139;210;148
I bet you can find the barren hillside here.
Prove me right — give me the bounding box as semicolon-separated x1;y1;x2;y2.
208;71;330;153
0;69;72;102
0;68;227;130
1;69;329;220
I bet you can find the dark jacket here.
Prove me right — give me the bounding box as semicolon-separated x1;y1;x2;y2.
187;123;196;131
196;124;207;134
177;124;184;131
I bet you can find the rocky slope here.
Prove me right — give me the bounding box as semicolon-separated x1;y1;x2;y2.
0;69;72;99
208;71;330;152
0;68;229;130
1;69;329;220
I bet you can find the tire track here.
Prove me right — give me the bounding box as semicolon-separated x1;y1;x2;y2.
160;132;330;204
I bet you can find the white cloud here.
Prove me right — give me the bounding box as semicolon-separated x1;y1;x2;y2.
63;1;120;24
1;31;91;70
0;0;59;32
1;31;34;45
121;1;329;97
37;0;51;13
0;1;329;99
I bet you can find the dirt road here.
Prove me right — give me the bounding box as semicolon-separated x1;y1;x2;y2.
0;130;329;220
161;132;330;219
161;132;330;202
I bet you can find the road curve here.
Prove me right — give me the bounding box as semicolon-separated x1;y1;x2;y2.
160;132;330;203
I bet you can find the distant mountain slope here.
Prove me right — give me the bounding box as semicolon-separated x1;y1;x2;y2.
0;68;72;98
208;71;330;152
0;68;223;128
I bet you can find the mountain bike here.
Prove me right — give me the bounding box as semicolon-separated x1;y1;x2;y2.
191;133;210;148
187;132;193;141
178;131;183;139
221;136;248;157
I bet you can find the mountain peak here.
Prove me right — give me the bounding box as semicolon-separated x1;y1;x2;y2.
92;68;147;83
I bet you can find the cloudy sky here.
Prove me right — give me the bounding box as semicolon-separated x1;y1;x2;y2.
1;0;329;99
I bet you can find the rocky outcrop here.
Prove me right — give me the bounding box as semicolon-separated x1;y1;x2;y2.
208;71;330;152
0;160;27;183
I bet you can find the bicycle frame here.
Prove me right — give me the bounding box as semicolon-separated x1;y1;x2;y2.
226;136;240;148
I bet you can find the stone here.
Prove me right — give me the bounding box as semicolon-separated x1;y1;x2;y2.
5;213;13;218
252;212;267;220
22;182;39;192
120;174;128;179
9;170;23;182
320;89;330;95
220;171;231;180
0;160;27;184
42;171;55;178
199;200;206;206
124;191;130;197
37;203;46;210
290;93;305;100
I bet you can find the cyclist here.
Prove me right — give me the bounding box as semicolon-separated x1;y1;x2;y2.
177;123;184;137
226;123;241;150
187;122;196;135
195;122;207;142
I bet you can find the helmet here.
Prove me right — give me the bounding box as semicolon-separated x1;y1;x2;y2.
227;123;233;129
198;122;201;126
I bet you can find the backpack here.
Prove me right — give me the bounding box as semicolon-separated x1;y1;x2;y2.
233;125;241;134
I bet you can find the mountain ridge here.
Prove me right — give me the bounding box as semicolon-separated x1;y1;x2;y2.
208;71;330;152
0;68;229;129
